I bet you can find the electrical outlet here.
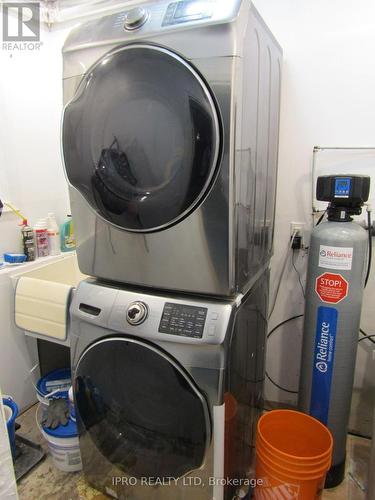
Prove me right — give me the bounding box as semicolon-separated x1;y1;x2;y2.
290;222;306;249
290;222;305;235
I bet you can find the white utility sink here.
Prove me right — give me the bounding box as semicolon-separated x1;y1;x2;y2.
11;252;86;287
12;253;87;345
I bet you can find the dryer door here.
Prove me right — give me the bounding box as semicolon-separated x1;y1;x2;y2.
74;337;211;479
63;44;221;232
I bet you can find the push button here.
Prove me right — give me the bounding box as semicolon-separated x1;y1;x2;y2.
208;324;216;336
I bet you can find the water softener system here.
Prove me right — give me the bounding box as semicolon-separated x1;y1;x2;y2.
299;174;371;488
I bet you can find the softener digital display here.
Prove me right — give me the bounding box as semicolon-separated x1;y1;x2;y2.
334;177;351;198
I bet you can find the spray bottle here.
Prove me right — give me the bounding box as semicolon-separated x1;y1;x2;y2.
1;202;35;261
47;213;61;256
21;220;36;262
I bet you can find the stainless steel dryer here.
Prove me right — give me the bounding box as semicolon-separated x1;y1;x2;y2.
70;274;268;500
62;0;282;296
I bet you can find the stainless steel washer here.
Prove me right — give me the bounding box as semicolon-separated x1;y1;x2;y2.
62;0;282;296
69;273;269;500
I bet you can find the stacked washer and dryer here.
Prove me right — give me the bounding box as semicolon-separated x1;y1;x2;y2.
62;1;282;499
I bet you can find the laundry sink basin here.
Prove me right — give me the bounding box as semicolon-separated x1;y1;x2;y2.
11;252;86;286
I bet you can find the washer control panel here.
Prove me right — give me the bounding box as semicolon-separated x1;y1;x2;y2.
159;302;208;338
73;280;234;345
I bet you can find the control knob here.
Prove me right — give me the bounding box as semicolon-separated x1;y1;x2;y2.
126;301;148;325
124;7;149;31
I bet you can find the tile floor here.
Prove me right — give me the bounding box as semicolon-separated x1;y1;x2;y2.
323;435;369;500
15;405;371;500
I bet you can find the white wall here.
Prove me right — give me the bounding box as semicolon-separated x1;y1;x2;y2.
0;24;71;409
253;0;375;431
0;25;70;256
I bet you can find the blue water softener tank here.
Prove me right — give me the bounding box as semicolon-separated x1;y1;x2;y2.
299;175;371;488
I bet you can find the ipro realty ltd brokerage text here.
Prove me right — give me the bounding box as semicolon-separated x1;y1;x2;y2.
112;477;264;488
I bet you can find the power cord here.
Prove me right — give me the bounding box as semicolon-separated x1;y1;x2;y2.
365;204;372;287
267;231;305;393
292;251;306;298
266;314;303;394
268;230;298;320
359;328;375;344
267;314;304;340
265;372;299;395
359;334;375;343
315;210;327;226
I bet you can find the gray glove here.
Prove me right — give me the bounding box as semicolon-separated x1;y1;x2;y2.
42;398;69;429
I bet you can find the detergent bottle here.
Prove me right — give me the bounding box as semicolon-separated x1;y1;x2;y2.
60;215;76;252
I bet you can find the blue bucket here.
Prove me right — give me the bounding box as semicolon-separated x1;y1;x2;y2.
36;368;71;408
3;397;18;458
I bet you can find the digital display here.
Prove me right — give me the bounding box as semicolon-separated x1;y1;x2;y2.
162;1;213;27
334;177;351;198
159;302;207;338
174;1;212;19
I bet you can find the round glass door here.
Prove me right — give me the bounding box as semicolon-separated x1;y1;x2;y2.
63;44;221;232
74;337;210;479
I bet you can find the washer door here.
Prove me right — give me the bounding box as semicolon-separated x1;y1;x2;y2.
63;44;221;232
74;337;211;479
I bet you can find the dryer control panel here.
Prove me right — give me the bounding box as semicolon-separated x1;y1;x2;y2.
62;0;242;58
162;1;214;26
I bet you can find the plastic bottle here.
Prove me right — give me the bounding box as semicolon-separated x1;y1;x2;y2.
47;213;61;256
34;219;49;258
21;219;36;261
60;215;76;252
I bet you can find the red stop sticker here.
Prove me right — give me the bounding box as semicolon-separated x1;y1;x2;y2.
315;272;348;304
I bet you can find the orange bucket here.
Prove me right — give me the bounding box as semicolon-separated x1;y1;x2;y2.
255;410;333;499
224;392;238;479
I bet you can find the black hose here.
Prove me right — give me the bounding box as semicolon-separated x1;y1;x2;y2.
365;209;372;287
360;328;375;345
266;315;304;394
267;314;304;339
316;210;326;226
358;334;375;343
265;372;298;394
